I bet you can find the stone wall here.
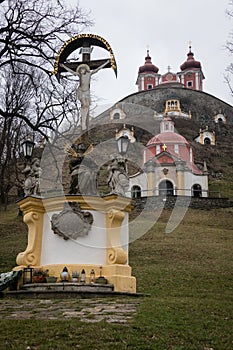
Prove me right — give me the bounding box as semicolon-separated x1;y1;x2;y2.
132;195;233;210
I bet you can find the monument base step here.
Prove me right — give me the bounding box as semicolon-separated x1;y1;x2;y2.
20;282;114;293
4;282;143;298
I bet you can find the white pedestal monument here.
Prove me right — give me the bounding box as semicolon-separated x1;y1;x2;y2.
14;194;136;293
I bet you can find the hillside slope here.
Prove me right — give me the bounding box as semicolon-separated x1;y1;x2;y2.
0;205;232;349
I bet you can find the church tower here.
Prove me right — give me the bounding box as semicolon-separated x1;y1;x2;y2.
136;50;160;91
178;45;205;91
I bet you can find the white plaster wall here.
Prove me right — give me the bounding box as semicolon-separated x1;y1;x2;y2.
129;172;148;197
184;172;208;197
41;210;107;266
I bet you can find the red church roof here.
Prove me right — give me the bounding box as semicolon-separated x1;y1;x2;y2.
180;46;201;71
138;50;159;74
146;132;189;146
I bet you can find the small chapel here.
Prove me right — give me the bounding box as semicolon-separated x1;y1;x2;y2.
129;116;208;198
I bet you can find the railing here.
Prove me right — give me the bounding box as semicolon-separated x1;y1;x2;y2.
127;188;222;198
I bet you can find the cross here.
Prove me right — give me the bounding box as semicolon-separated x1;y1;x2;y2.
162;144;167;151
189;40;192;52
59;37;111;73
167;65;171;72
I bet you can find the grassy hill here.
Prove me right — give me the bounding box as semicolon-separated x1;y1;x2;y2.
0;204;232;349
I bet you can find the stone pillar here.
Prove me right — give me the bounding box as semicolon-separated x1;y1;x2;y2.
145;160;156;196
175;159;185;195
203;161;209;197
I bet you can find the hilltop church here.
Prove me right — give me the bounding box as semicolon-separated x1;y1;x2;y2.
95;46;233;198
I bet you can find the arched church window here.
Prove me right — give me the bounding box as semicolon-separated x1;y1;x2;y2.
192;184;202;197
218;118;223;124
204;137;211;145
113;112;120;120
131;185;141;198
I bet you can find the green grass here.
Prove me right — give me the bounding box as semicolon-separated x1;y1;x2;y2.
0;205;232;349
209;177;233;200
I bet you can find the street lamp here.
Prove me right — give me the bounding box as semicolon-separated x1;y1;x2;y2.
117;135;130;156
21;139;35;160
23;266;34;284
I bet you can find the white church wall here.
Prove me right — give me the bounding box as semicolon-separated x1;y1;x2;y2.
129;172;148;197
184;172;208;197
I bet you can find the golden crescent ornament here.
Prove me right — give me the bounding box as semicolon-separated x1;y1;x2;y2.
52;33;117;78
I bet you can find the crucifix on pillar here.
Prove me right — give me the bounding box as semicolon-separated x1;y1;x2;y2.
54;34;117;132
60;59;109;131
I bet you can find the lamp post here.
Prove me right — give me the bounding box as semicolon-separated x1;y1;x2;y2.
23;266;34;284
21;139;35;160
117;135;130;156
21;138;41;197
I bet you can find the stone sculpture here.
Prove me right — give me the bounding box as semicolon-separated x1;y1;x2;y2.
22;158;42;196
67;142;98;195
107;156;129;196
60;60;110;131
51;202;93;240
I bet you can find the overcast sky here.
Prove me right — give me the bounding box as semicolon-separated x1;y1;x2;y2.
71;0;232;113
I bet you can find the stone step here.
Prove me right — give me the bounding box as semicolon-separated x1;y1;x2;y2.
20;282;114;293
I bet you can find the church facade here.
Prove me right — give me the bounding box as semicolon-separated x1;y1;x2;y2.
129;116;208;198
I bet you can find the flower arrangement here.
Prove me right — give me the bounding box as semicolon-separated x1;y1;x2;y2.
33;268;49;277
32;268;49;283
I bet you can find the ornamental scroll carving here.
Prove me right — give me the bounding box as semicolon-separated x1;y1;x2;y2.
16;210;43;267
106;209;127;265
51;202;93;240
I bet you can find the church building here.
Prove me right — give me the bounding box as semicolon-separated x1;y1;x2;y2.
94;44;233;199
136;46;205;91
129;116;208;198
130;46;208;198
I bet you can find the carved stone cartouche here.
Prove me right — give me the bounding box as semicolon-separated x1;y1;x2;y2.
51;202;93;240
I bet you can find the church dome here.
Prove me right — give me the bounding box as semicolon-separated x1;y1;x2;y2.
146;132;189;146
139;50;159;74
180;46;201;71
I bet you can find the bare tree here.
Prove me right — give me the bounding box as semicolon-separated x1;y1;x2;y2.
0;0;93;204
225;1;233;96
0;0;93;136
0;65;31;205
